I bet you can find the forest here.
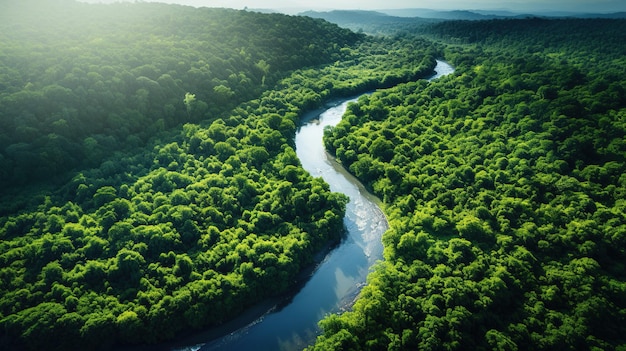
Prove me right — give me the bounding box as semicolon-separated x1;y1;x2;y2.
2;1;626;350
0;0;362;189
0;1;439;350
312;17;626;350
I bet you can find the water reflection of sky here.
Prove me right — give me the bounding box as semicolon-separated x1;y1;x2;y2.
193;60;453;351
197;97;386;351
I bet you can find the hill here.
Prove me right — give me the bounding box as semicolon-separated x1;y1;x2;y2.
381;8;504;20
382;8;626;19
0;0;361;190
300;10;440;35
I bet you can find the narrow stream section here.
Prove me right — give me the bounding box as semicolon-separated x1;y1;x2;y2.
176;59;454;351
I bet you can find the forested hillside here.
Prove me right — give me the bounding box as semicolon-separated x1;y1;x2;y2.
300;10;441;35
301;10;441;36
0;2;439;349
312;18;626;350
0;0;361;189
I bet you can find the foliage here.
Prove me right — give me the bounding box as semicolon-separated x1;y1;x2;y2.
301;10;442;36
0;2;440;349
0;0;362;188
313;18;626;350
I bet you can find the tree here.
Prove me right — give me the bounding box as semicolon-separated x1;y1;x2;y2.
183;92;196;118
110;249;145;286
93;186;117;208
255;59;270;85
116;310;144;343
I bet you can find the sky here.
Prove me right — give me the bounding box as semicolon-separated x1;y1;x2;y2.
81;0;626;13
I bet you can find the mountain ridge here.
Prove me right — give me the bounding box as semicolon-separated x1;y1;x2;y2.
302;8;626;21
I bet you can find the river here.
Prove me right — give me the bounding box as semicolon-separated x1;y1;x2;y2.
169;59;454;351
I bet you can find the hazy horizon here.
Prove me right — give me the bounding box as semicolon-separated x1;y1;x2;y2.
77;0;626;14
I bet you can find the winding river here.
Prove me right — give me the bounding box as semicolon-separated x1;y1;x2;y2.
171;60;454;351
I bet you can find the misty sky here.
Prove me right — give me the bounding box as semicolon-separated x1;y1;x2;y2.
81;0;626;13
139;0;626;12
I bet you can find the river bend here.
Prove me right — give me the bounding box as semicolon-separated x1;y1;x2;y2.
173;59;454;351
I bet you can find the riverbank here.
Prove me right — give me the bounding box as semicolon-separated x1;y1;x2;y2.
194;61;453;350
125;59;452;351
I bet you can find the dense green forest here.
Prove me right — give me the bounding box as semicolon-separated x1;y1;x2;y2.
301;10;441;35
4;2;625;350
0;0;361;188
0;1;439;350
312;18;626;350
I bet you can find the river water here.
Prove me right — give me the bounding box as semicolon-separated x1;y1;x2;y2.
170;59;454;351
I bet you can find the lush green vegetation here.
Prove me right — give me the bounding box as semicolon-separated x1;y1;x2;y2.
312;18;626;350
8;3;623;350
0;0;361;188
0;2;439;350
301;10;441;36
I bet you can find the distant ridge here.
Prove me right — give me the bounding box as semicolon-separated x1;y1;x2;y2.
301;10;422;23
303;8;626;25
568;11;626;18
300;10;439;27
379;8;626;20
380;8;504;20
